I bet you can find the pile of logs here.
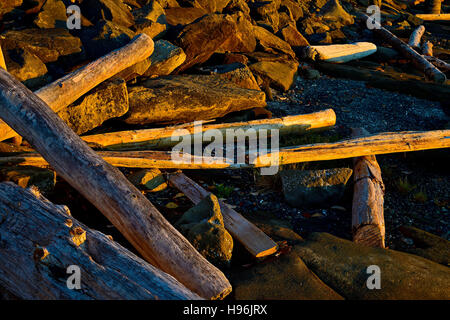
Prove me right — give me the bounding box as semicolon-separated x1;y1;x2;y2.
0;27;449;300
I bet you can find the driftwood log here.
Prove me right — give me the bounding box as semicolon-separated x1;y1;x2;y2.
0;182;201;300
424;56;450;72
0;45;5;71
415;13;450;20
81;109;336;151
360;14;446;83
408;25;425;49
351;128;386;248
0;68;231;300
428;0;441;14
304;42;377;63
422;41;434;56
0;34;154;142
168;172;278;258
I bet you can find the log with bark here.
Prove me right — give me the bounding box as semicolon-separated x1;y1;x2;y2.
415;13;450;20
359;13;446;83
0;34;155;142
0;182;201;300
304;42;377;63
0;68;231;300
424;56;450;72
168;172;278;258
408;25;425;49
351;128;386;248
81;109;336;151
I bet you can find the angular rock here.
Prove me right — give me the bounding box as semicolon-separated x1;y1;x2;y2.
57;78;129;135
133;0;167;24
229;252;343;300
125;74;266;125
223;0;250;16
154;0;180;8
175;194;233;268
250;59;299;91
399;226;450;266
280;168;353;207
115;59;152;81
218;12;256;53
223;52;249;65
294;233;450;299
34;0;67;29
0;29;82;63
250;0;281;33
165;7;208;26
280;0;303;21
175;14;238;72
277;24;310;48
203;63;260;90
253;25;296;58
0;0;22;18
79;0;134;28
182;0;231;13
127;168;167;192
144;40;186;76
134;19;167;40
0;166;56;193
318;0;354;30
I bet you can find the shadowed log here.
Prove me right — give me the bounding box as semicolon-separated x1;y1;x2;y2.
424;56;450;72
351;128;386;248
0;182;202;300
0;68;231;300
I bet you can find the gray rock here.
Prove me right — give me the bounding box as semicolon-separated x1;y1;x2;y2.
280;168;353;207
175;194;233;268
57;78;129;135
294;232;450;299
144;40;186;77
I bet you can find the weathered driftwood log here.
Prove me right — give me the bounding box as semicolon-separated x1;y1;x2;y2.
415;13;450;20
351;128;386;248
81;109;336;151
422;41;434;56
315;62;450;103
424;56;450;72
408;25;425;49
0;45;6;71
428;0;442;14
0;34;155;142
0;68;231;300
0;182;201;300
360;14;446;83
253;130;450;167
168;172;278;258
304;42;377;63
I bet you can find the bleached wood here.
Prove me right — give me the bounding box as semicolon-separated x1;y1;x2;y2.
408;25;425;49
422;41;434;56
81;109;336;150
0;68;231;300
415;13;450;20
0;45;6;71
351;128;385;248
424;56;450;72
0;34;155;142
168;172;278;258
305;42;377;63
0;182;201;300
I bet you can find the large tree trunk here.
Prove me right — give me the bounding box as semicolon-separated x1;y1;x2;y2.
0;68;231;300
168;172;278;258
360;14;446;83
81;109;336;151
351;128;386;248
0;34;154;142
0;182;201;300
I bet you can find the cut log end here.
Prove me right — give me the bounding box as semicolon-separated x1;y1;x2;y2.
353;224;386;248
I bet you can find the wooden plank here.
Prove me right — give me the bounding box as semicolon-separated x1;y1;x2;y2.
168;172;279;258
351;128;386;248
0;33;155;142
0;182;201;300
0;68;231;300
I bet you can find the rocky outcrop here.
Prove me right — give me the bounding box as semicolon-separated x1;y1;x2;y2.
253;25;296;58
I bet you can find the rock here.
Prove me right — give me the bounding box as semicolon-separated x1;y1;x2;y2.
0;29;82;63
218;12;256;53
249;59;299;92
251;0;281;33
182;0;231;13
154;0;180;8
133;0;167;24
203;63;260;90
399;226;450;266
144;40;186;76
294;232;450;299
175;13;238;72
34;0;67;29
0;166;56;193
175;194;233;268
277;24;310;48
0;0;22;18
229;252;343;300
223;52;249;65
78;20;136;59
300;16;331;36
134;19;167;40
127;168;167;192
165;7;208;26
280;0;303;21
57;78;129;135
280;168;353;207
253;25;295;58
318;0;354;29
79;0;134;28
115;59;152;82
223;0;250;16
302;68;321;80
124;74;266;124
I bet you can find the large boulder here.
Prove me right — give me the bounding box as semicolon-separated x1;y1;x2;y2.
202;63;260;90
165;7;208;26
175;194;233;268
253;25;295;58
229;252;343;300
0;29;82;63
144;40;186;76
79;0;134;28
318;0;354;30
182;0;231;13
124;74;266;125
294;232;450;299
0;0;22;18
34;0;67;29
57;78;129;135
249;0;281;33
277;24;310;48
280;168;353;207
218;12;256;53
249;59;299;92
133;0;168;39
